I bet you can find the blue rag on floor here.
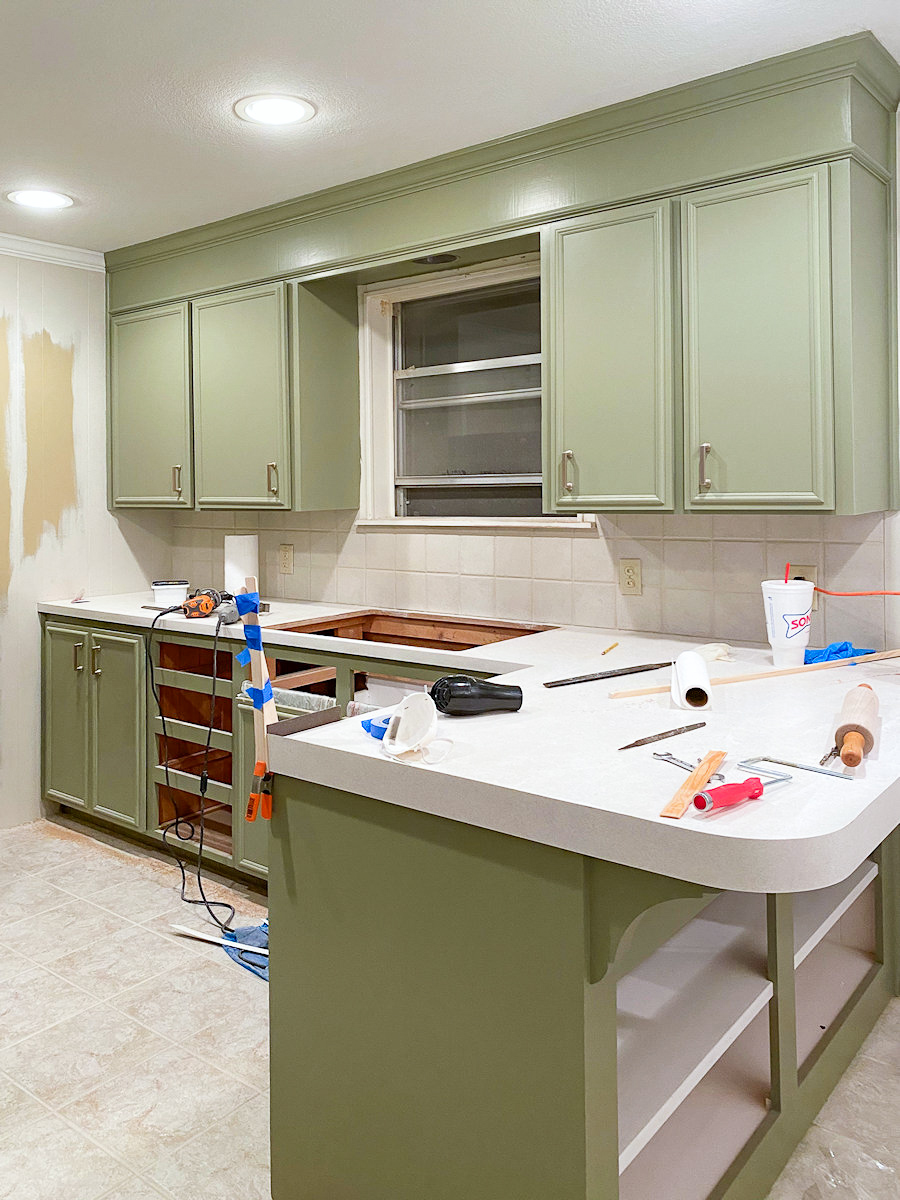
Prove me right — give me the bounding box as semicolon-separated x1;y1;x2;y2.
804;642;875;664
223;920;269;981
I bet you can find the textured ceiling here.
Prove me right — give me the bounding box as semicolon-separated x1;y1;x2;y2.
1;0;899;252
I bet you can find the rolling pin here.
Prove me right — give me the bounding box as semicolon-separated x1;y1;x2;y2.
835;684;879;768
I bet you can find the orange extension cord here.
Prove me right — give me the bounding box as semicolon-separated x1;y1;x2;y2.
815;588;900;597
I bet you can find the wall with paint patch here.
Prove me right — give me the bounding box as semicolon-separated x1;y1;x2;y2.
0;241;172;829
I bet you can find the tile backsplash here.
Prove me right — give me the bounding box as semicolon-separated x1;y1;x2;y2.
170;510;897;651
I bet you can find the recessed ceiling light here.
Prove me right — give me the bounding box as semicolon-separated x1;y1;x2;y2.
7;189;74;210
233;94;316;126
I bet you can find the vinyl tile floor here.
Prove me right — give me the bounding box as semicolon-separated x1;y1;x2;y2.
0;816;269;1200
1;818;899;1199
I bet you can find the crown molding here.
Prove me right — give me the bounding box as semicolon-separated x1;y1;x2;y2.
0;230;105;272
105;32;900;274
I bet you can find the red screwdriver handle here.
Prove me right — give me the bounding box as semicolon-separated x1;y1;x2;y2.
693;777;765;813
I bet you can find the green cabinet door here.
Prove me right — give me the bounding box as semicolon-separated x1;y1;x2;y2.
109;303;193;507
89;629;146;829
681;165;834;510
542;200;674;511
192;281;291;508
43;623;90;808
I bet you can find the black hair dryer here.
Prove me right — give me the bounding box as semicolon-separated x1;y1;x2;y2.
430;675;523;716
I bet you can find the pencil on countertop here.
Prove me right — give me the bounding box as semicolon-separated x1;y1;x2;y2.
602;641;618;655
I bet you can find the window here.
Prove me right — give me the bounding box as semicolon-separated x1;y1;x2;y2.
360;259;583;526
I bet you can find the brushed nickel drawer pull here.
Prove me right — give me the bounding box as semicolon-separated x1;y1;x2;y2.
699;442;712;493
91;645;102;676
73;641;84;672
561;449;575;495
267;462;278;496
172;464;183;495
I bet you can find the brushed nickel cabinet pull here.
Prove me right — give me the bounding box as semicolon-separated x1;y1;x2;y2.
91;645;102;677
172;465;183;495
267;462;278;496
73;641;84;672
699;442;712;492
561;449;575;495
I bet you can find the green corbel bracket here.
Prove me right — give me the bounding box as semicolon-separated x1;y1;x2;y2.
585;858;720;984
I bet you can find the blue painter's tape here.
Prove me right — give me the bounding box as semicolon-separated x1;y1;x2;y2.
247;680;274;710
235;648;251;666
244;624;263;651
235;592;260;615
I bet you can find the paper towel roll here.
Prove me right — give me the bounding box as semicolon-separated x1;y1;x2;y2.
224;535;259;597
670;650;711;709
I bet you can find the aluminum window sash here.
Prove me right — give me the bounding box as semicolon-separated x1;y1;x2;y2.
395;474;542;488
395;353;541;379
397;388;541;411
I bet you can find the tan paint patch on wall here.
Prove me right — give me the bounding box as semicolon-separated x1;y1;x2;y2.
22;331;77;558
0;317;9;594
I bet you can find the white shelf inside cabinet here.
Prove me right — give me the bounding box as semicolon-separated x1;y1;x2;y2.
616;858;878;1172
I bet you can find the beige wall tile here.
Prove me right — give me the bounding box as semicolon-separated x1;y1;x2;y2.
713;541;766;594
425;534;460;574
495;535;532;577
572;535;616;583
495;577;532;622
662;588;713;637
532;579;573;624
532;536;572;580
366;569;396;608
572;582;616;630
458;534;494;576
426;572;460;615
662;539;713;589
616;588;662;632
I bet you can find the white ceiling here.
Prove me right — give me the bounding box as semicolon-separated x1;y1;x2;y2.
2;0;899;253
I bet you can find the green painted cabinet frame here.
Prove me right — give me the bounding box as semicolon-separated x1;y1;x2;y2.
192;280;292;508
542;200;675;511
268;777;900;1200
43;621;146;830
109;303;193;507
681;165;834;510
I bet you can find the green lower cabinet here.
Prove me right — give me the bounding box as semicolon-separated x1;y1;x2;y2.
90;630;146;828
43;621;146;830
43;623;91;808
681;165;834;509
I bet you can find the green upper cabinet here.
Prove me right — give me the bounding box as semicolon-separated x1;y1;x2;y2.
90;629;145;829
542;200;675;511
109;303;193;507
681;166;834;510
192;280;292;508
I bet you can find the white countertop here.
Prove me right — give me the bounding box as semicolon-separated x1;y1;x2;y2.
38;592;525;676
267;626;900;893
40;592;900;893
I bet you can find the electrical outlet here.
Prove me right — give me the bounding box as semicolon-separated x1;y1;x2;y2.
790;564;819;610
278;543;294;575
619;558;642;596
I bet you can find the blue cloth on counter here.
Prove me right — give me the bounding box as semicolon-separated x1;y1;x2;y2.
223;920;269;981
804;642;875;664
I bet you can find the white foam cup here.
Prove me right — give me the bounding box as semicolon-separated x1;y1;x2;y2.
760;579;815;668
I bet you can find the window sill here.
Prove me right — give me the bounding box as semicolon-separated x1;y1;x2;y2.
356;516;596;534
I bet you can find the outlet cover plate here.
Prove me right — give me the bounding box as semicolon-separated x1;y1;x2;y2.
619;558;642;596
791;565;819;610
279;544;294;575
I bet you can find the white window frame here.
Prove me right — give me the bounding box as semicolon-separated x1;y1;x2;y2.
357;256;592;531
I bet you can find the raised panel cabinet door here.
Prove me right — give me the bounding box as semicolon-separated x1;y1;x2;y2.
542;200;675;511
109;304;193;506
43;623;90;808
192;281;291;508
89;629;146;829
681;165;834;509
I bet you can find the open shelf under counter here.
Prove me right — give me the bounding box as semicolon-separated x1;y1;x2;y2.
617;858;878;1172
619;1007;771;1200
